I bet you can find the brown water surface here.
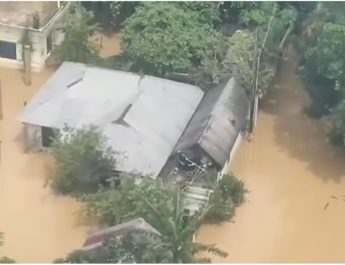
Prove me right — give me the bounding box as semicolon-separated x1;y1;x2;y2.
197;46;345;262
0;32;123;262
0;66;94;262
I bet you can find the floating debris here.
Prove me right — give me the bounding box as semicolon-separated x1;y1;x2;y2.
324;203;330;210
331;196;338;200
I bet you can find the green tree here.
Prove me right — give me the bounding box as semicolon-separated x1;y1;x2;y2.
177;2;223;26
144;188;228;263
55;233;169;263
82;176;175;226
308;23;345;88
58;3;102;64
122;2;222;76
50;125;116;194
329;100;345;146
109;1;141;30
202;172;246;224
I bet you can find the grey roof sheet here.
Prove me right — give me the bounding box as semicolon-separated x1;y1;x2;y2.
175;78;249;166
82;217;159;251
19;62;204;178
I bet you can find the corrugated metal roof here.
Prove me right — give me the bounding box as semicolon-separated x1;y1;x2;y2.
175;78;250;166
82;218;159;251
19;62;204;178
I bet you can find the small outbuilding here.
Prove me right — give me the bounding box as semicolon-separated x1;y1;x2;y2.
173;77;250;175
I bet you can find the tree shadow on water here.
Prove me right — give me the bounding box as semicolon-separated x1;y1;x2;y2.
260;47;345;183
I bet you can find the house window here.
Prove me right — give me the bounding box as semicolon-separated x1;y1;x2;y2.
0;41;17;60
46;33;53;54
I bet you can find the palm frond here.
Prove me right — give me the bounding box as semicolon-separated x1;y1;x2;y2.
191;242;228;258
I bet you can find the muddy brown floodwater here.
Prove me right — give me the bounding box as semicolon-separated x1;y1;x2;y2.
0;32;123;262
197;46;345;262
0;67;95;262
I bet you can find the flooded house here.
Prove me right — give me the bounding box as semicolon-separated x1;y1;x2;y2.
18;62;204;179
19;62;249;183
162;78;250;215
0;1;70;71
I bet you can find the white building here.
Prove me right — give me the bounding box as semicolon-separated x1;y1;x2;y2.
0;1;70;71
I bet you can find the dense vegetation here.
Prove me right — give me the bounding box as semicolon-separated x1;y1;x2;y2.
57;189;229;263
294;2;345;146
50;125;116;194
57;4;102;65
203;173;247;223
49;126;245;262
53;2;345;263
62;2;297;92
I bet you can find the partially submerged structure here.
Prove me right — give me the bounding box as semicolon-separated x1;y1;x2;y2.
0;1;70;71
162;78;250;181
19;62;204;178
19;62;249;181
175;78;249;169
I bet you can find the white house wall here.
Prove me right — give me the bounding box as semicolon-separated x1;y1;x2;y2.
0;3;69;71
218;132;243;181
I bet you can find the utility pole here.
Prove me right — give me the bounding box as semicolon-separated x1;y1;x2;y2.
248;28;259;134
23;45;32;86
248;2;278;134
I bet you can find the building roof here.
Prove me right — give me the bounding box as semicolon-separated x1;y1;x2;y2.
19;62;204;178
82;218;159;251
175;78;249;166
0;1;60;29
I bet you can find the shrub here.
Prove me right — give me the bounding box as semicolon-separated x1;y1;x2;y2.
203;173;246;224
50;125;116;194
81;176;175;226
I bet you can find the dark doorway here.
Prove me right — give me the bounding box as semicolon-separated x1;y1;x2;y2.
41;126;55;147
0;41;17;60
46;33;53;54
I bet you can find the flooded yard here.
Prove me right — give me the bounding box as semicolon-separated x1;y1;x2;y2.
197;46;345;262
0;66;93;262
0;32;122;262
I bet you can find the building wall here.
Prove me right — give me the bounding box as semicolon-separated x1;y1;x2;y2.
0;3;68;71
218;132;243;181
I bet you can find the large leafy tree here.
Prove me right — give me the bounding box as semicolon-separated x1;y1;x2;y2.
308;23;345;88
122;2;222;76
58;3;102;64
297;2;345;128
50;125;116;194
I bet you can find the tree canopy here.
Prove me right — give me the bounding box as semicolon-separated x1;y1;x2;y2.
50;125;116;194
122;2;222;76
58;3;101;65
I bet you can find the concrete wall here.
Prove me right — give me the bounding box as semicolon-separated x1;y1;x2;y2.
218;132;243;181
0;3;69;71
